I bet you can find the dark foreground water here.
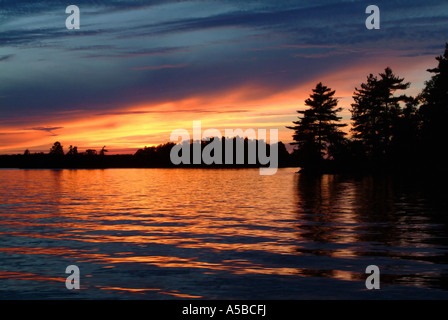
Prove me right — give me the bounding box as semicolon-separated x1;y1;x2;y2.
1;168;448;299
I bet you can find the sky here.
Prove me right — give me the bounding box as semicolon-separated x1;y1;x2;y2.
0;0;447;154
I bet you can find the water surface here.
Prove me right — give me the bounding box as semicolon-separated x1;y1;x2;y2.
1;168;448;299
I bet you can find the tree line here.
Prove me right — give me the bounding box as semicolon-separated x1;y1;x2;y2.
287;43;448;174
0;138;295;169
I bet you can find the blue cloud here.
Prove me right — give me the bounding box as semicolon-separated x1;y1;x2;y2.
0;0;447;126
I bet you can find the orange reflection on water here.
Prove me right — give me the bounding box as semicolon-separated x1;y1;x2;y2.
160;291;203;299
0;246;95;256
97;286;160;293
96;285;203;298
295;268;363;282
0;169;299;258
2;168;447;295
0;247;300;278
0;270;64;283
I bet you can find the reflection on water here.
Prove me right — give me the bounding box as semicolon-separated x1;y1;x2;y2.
294;174;448;289
0;168;448;299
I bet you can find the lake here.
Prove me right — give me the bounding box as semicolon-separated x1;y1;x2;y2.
1;168;448;299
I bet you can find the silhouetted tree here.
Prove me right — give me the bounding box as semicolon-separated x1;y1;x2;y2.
350;68;410;162
66;145;78;156
388;96;421;165
134;142;176;167
85;149;97;156
419;43;448;170
287;82;346;168
23;149;30;156
49;141;64;156
99;146;108;156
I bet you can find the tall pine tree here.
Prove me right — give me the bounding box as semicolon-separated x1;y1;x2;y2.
287;82;346;168
350;67;410;163
419;43;448;170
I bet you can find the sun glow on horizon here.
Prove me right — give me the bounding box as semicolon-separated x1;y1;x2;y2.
0;52;437;155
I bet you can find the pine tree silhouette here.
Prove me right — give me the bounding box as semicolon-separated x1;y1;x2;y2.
350;68;410;163
419;43;448;170
287;82;346;169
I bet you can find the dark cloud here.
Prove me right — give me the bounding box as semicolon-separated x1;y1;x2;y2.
0;28;104;47
0;0;164;16
95;109;249;116
78;46;190;59
130;64;189;71
0;54;14;62
0;0;447;127
28;126;64;136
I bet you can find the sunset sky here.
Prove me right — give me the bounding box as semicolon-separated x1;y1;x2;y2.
1;0;447;154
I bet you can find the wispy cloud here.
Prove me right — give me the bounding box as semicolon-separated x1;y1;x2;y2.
96;108;248;116
79;46;190;59
0;54;14;62
28;126;64;136
130;63;189;71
